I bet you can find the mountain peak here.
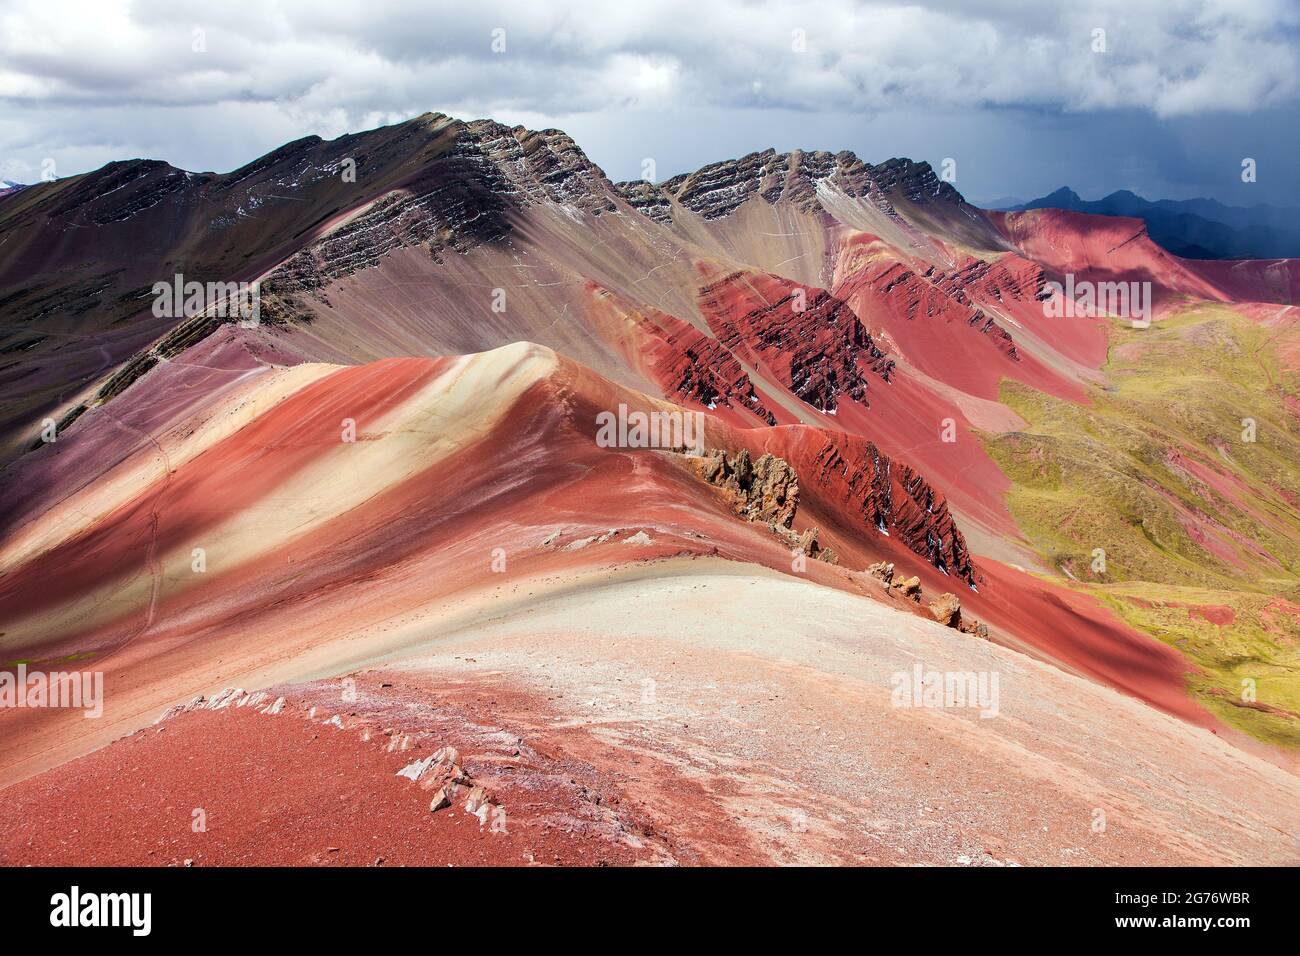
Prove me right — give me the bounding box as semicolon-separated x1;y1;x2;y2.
1038;186;1082;206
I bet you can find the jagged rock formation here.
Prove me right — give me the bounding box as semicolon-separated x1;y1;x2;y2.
863;566;988;633
611;178;674;223
689;447;836;563
794;435;976;585
698;271;893;413
396;745;500;821
155;687;285;722
269;120;619;291
45;160;200;225
695;448;799;528
656;325;778;425
835;258;1023;362
892;575;923;602
594;288;778;425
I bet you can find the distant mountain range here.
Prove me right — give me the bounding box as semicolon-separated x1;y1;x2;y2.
998;187;1300;260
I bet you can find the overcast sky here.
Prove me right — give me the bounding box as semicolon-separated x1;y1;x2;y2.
2;0;1298;205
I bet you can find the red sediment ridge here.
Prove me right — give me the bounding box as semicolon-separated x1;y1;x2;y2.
585;283;778;425
831;246;1088;404
695;265;893;414
0;674;689;866
0;357;446;625
748;425;976;585
989;207;1300;309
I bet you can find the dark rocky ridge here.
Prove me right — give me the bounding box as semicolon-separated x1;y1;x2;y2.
267;119;620;293
614;148;966;226
795;434;977;585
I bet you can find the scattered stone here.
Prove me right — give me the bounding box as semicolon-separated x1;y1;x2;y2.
385;732;414;753
623;530;653;546
157;688;287;724
208;688;246;710
890;575;922;602
396;756;435;782
464;786;495;825
430;781;462;812
928;592;962;628
562;529;620;552
865;561;894;585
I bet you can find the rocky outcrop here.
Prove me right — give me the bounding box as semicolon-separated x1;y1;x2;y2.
613;179;674;224
155;688;284;723
893;575;922;601
865;561;895;584
863;562;921;602
690;434;976;586
695;448;799;528
604;290;778;424
659;326;778;425
793;435;976;585
689;448;836;563
396;745;504;821
928;592;962;627
921;258;1049;361
868;157;963;204
45;159;204;225
269;118;619;293
865;566;988;633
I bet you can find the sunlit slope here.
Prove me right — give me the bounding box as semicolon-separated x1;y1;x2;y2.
985;303;1300;743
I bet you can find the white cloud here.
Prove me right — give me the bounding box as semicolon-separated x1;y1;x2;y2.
0;0;1296;181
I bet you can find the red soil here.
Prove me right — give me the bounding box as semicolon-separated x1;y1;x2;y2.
993;207;1300;308
0;673;689;866
1189;605;1236;627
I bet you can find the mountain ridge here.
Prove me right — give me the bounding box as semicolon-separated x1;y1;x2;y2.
2;111;1297;768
